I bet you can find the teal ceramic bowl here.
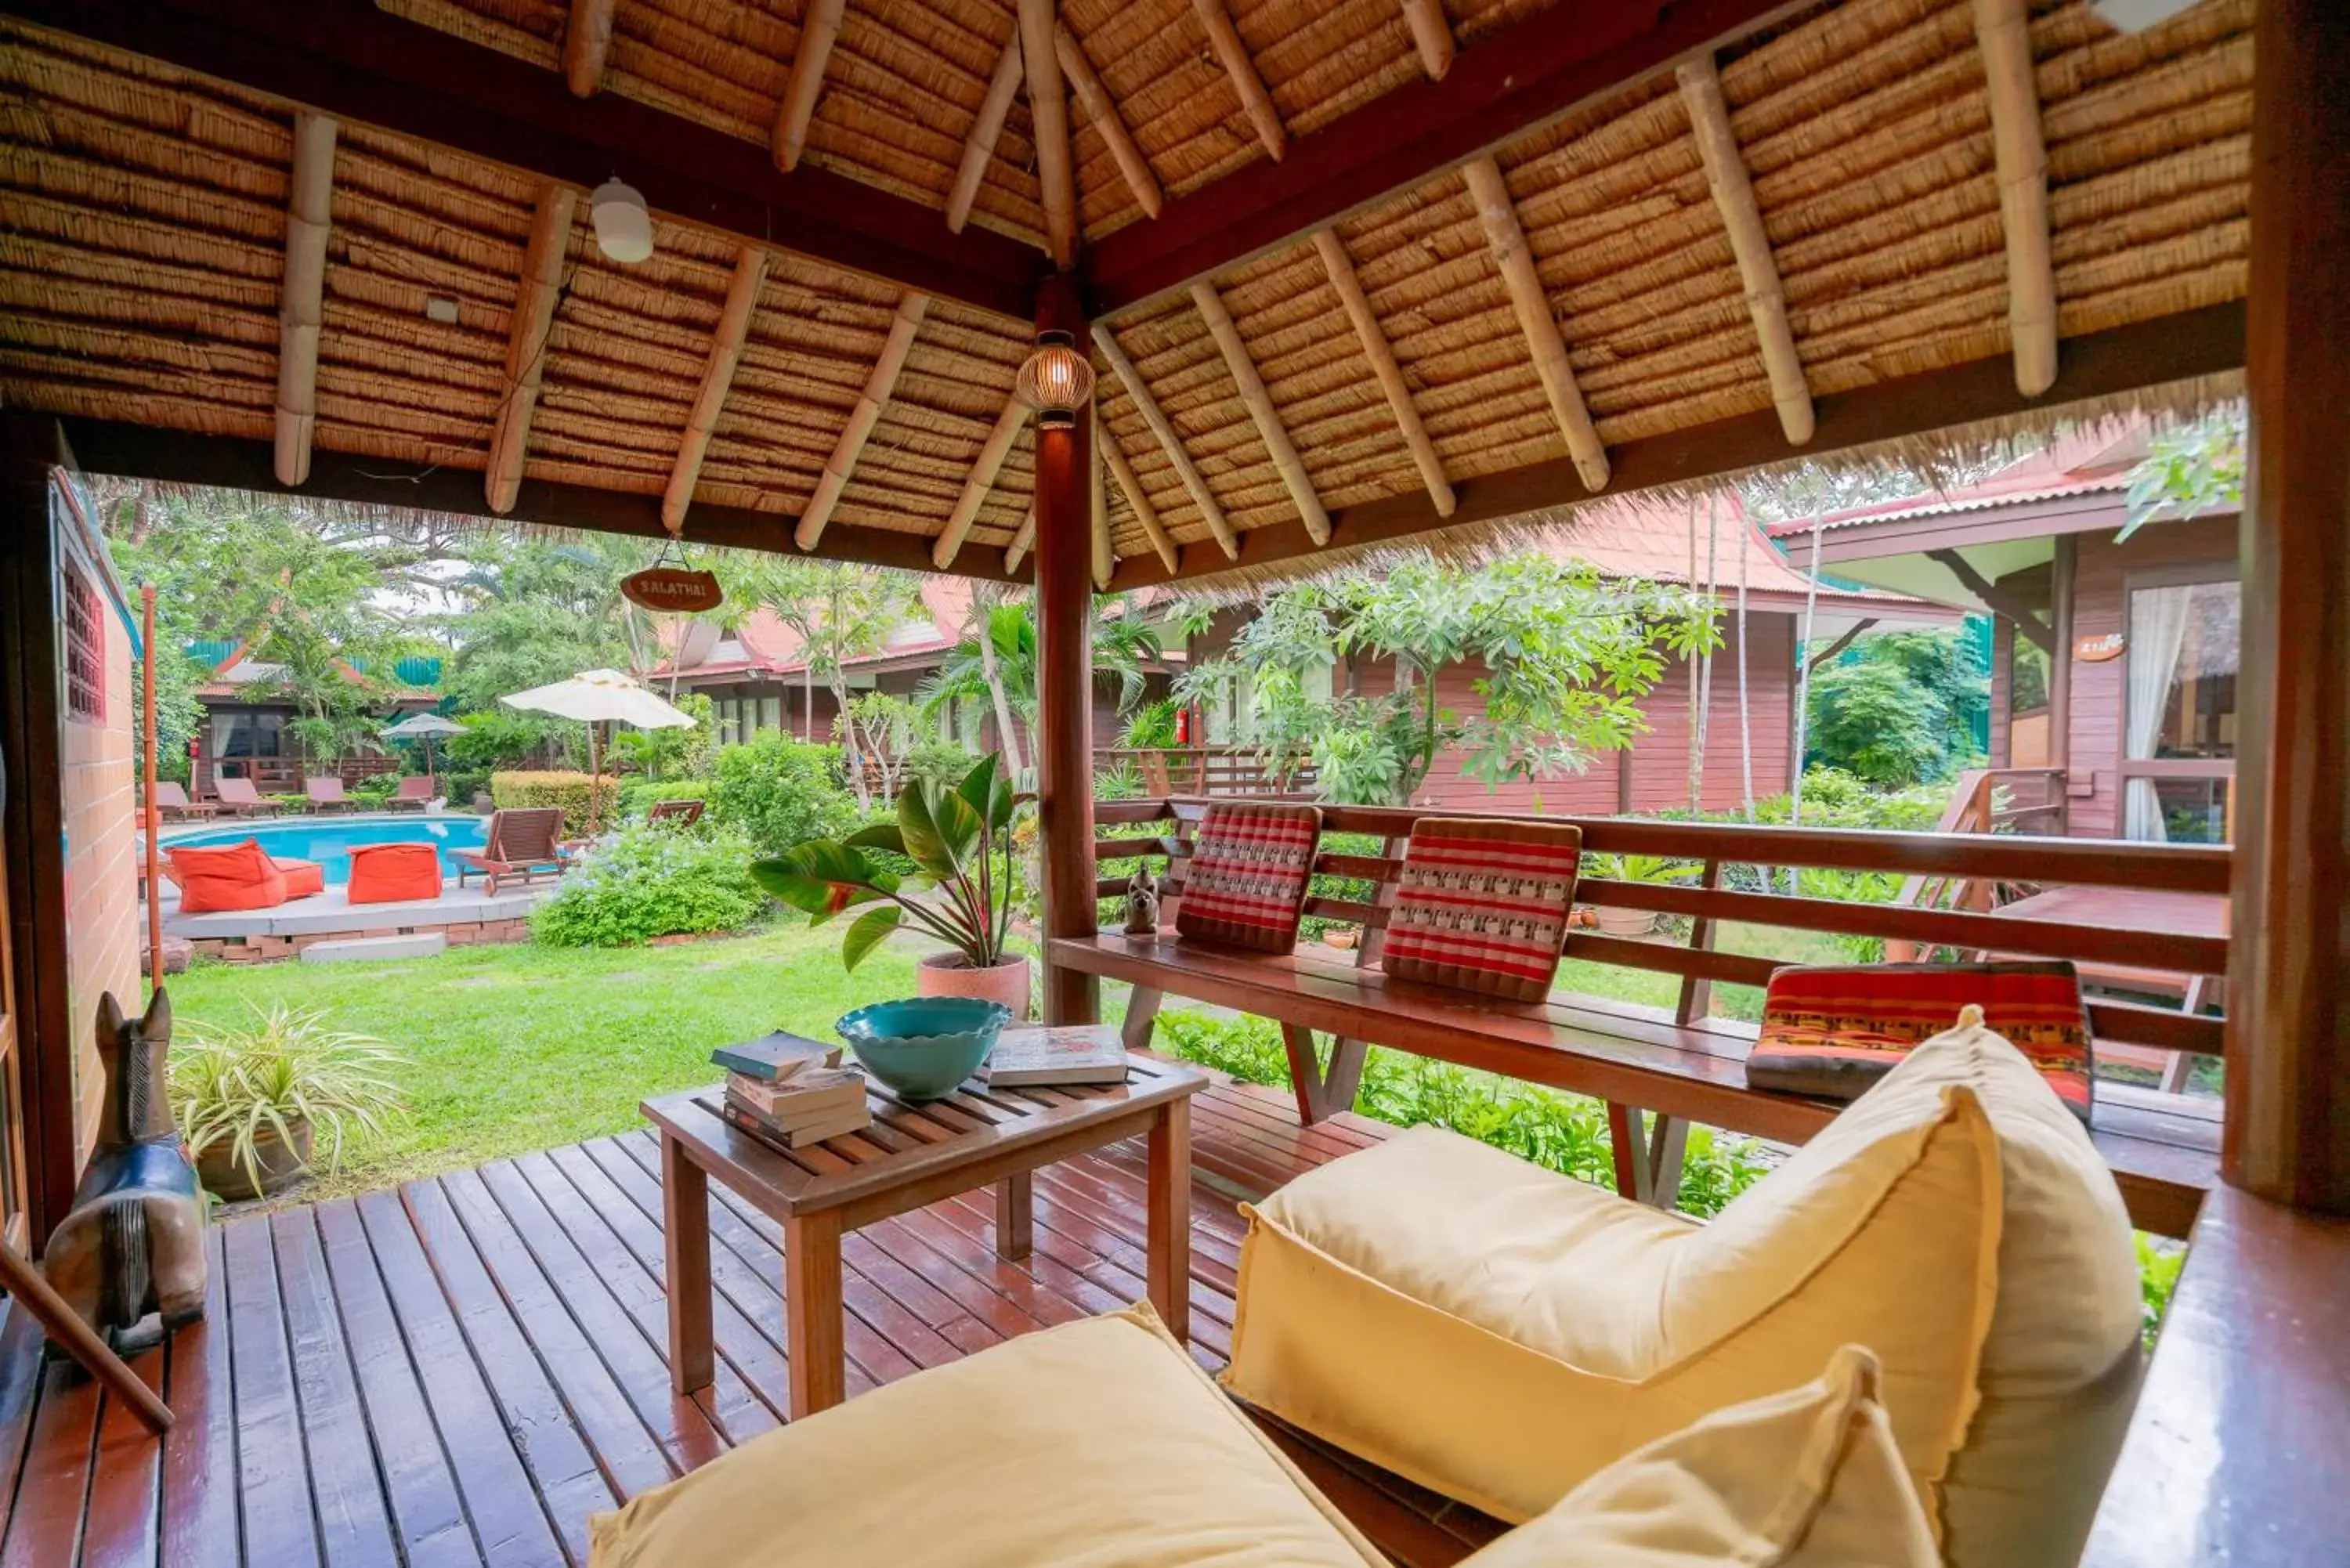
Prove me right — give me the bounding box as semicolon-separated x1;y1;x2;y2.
836;998;1010;1100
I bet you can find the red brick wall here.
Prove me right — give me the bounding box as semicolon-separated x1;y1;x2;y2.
59;587;139;1156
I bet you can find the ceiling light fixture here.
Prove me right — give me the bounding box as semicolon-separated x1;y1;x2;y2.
591;177;654;264
1016;329;1094;430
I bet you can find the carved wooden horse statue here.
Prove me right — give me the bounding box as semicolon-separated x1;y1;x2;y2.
41;989;206;1355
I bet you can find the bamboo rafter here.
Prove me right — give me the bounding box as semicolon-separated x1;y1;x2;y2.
1973;0;2058;397
1096;327;1239;559
273;110;335;487
1191;0;1285;162
485;184;578;515
1191;280;1329;545
661;246;768;533
1311;227;1453;515
1004;506;1037;573
562;0;616;96
1399;0;1454;80
1020;0;1079;266
1090;386;1113;587
1676;56;1813;446
774;0;847;174
931;387;1029;569
1464;155;1609;493
1058;23;1162;219
1102;426;1179;573
796;290;931;551
947;32;1023;236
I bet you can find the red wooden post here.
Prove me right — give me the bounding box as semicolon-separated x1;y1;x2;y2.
142;584;162;997
2225;0;2350;1212
1032;274;1100;1026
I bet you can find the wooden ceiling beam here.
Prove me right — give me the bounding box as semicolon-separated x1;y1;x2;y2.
796;291;930;551
1058;23;1162;220
272;111;335;487
1019;0;1079;268
562;0;616;97
485;185;577;515
1189;280;1330;546
1090;389;1114;588
1095;326;1238;559
1102;427;1179;573
773;0;847;174
1311;226;1453;516
1005;507;1037;573
1464;156;1608;492
1083;0;1805;315
1191;0;1285;163
1676;55;1812;445
1099;302;2246;588
1973;0;2059;397
947;32;1024;235
1399;0;1455;81
931;388;1031;569
23;0;1042;323
662;246;768;533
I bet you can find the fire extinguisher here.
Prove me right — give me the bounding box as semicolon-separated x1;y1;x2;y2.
1173;706;1192;745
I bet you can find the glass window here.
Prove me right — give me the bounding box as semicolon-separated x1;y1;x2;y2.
2124;579;2240;843
757;695;782;732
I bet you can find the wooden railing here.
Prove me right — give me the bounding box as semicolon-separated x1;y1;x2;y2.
1094;747;1314;798
1896;766;2069;916
198;753;401;795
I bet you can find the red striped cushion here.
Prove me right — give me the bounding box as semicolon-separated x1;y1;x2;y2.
1380;818;1582;1002
1174;803;1323;952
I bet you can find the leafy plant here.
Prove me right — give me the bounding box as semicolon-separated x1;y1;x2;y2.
1119;699;1180;750
752;753;1021;973
2137;1232;2187;1348
532;824;768;946
1094;761;1145;801
1803;629;1987;787
169;1003;408;1194
2121;406;2243;543
707;732;863;855
918;592;1166;785
490;770;620;836
611;692;714;781
1585;851;1701;886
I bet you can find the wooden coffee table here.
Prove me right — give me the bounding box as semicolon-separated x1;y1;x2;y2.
643;1051;1209;1418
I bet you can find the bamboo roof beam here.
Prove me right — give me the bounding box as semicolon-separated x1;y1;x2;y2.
797;291;931;551
1019;0;1079;267
1311;226;1453;515
1464;155;1608;493
773;0;847;173
1191;0;1284;162
486;184;578;515
1090;388;1114;587
1057;23;1162;220
931;387;1029;569
1973;0;2058;397
662;246;768;533
1398;0;1454;81
1190;280;1329;546
947;33;1023;235
1096;327;1238;559
1004;508;1038;573
1676;56;1813;446
562;0;616;96
272;111;335;488
1102;427;1178;573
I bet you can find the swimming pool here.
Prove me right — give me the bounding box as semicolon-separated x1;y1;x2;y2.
160;814;489;886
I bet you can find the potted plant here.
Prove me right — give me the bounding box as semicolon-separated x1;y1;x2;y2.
1581;852;1699;938
169;1003;408;1201
751;753;1032;1017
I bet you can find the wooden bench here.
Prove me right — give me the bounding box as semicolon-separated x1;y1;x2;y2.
1050;799;2232;1237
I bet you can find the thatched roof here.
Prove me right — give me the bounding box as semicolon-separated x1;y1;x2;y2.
0;0;2253;586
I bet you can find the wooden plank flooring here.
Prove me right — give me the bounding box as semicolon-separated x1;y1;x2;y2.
0;1071;1498;1566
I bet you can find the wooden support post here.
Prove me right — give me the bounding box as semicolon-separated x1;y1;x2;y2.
662;246;767;533
947;33;1023;236
562;0;617;96
1189;280;1330;546
1972;0;2059;397
1096;327;1238;558
1121;985;1164;1053
1279;1025;1368;1125
1607;1104;1689;1210
1312;228;1454;515
797;291;928;551
1464;156;1608;491
1034;277;1100;1027
2048;533;2077;775
2224;0;2350;1212
1019;0;1079;268
486;186;577;515
1191;0;1284;162
773;0;846;173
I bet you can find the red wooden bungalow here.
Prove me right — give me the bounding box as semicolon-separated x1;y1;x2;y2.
0;0;2341;1563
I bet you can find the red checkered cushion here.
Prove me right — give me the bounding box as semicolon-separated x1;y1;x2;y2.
1173;802;1323;952
1748;961;2093;1122
1379;818;1582;1002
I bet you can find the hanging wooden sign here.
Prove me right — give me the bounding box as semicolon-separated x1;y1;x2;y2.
2073;632;2127;663
622;567;723;614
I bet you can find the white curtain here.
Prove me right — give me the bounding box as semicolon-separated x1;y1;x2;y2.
2125;586;2194;840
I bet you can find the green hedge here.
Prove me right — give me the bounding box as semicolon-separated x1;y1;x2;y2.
531;824;768;946
490;770;621;836
621;777;714;821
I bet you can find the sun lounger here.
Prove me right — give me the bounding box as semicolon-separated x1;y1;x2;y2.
386;776;439;811
211;778;282;817
150;781;221;822
453;807;569;895
645;797;705;827
305;776;355;812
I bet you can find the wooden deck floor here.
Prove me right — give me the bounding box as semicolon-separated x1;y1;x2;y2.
0;1071;1501;1567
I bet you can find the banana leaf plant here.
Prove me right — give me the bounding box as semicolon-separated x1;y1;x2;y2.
750;753;1020;971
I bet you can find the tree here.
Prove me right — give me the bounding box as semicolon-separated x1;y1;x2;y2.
1802;628;1987;787
2121;404;2244;541
915;591;1165;786
739;561;924;809
1174;555;1716;806
441;534;649;764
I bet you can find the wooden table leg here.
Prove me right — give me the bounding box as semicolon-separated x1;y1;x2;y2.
995;1170;1032;1261
1147;1097;1191;1348
783;1209;845;1420
662;1132;714;1396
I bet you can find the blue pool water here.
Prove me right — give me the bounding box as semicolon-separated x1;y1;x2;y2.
161;814;489;887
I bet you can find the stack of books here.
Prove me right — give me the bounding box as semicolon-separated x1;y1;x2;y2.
980;1024;1130;1087
713;1029;871;1148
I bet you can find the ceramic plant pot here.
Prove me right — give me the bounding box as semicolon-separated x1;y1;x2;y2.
916;951;1032;1020
837;998;1010;1100
196;1115;313;1202
1589;905;1658;938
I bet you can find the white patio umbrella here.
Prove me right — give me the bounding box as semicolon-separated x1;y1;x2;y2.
381;710;465;783
501;669;696;834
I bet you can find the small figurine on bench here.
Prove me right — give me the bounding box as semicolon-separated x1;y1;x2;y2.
41;990;206;1356
1123;865;1161;936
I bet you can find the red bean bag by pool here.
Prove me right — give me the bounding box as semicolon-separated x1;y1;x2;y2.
274;857;326;900
347;842;443;905
165;840;287;914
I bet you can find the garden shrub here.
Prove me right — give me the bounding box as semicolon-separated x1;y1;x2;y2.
531;824;768;947
621;777;714;820
903;741;978;793
707;732;862;855
491;770;620;836
350;775;399;807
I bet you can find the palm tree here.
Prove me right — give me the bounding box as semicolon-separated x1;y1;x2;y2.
917;591;1163;786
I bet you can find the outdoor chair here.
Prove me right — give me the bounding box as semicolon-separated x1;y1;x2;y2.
454;807;569;895
347;842;443;905
386;776;438;811
148;781;219;822
209;778;281;817
160;840;326;913
304;776;355;812
645;797;704;828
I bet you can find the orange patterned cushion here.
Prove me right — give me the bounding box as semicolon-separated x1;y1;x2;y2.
1748;962;2092;1122
1175;803;1323;952
1380;818;1583;1002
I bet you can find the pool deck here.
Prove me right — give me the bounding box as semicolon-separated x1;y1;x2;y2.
162;883;554;941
